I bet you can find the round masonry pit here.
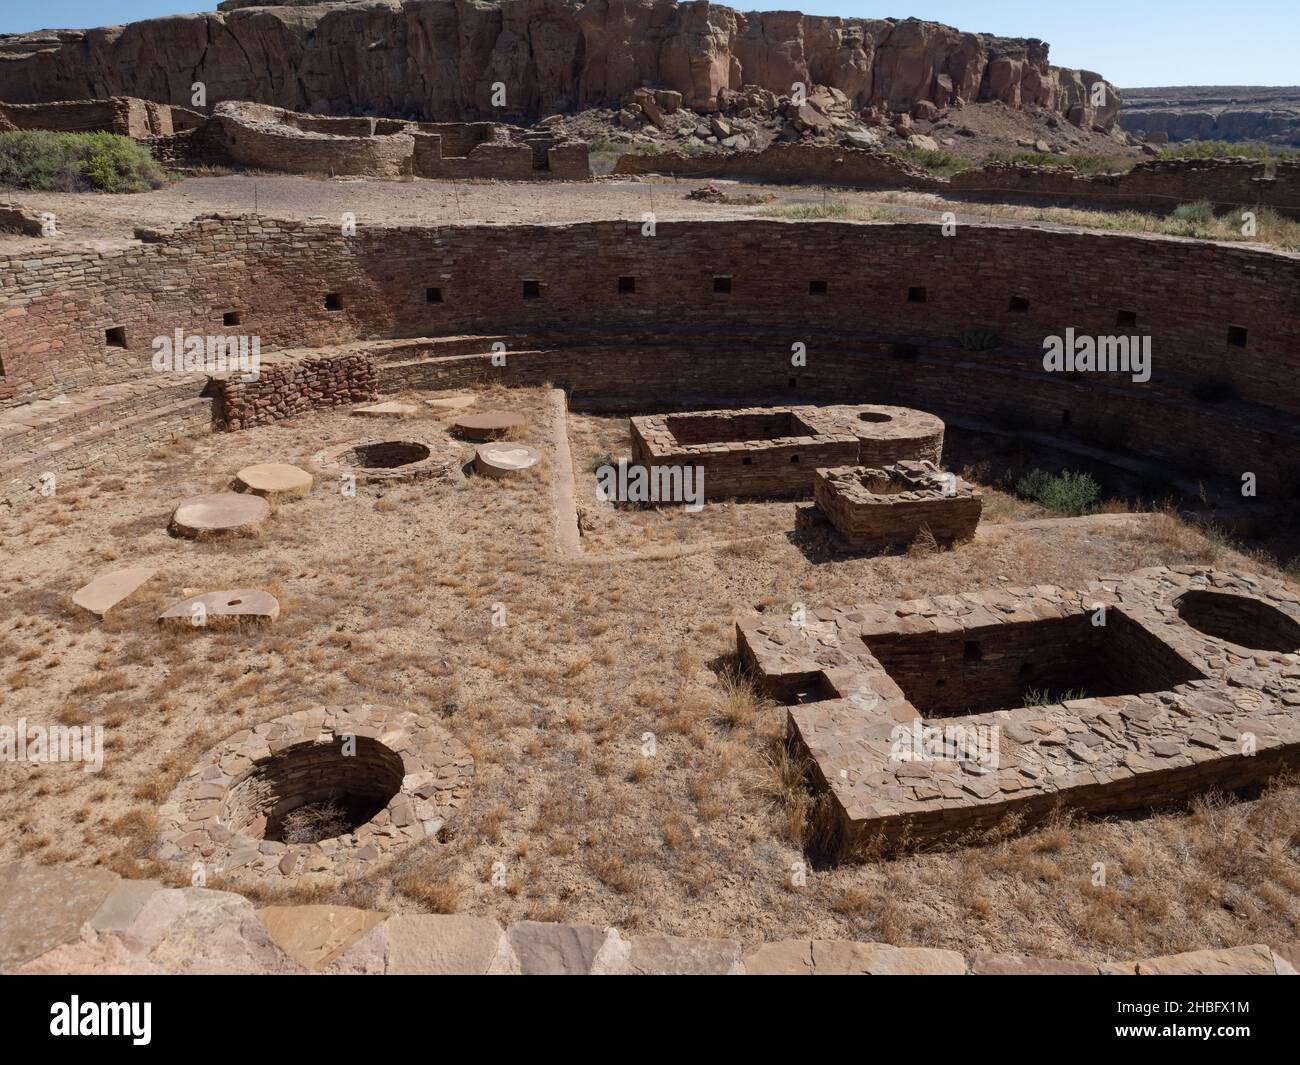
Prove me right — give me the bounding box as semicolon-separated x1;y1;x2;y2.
1174;589;1300;654
858;411;893;424
159;705;474;881
839;404;945;468
312;437;460;484
169;492;271;539
223;736;405;844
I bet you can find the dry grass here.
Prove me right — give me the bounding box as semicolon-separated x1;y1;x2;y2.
1;384;1297;960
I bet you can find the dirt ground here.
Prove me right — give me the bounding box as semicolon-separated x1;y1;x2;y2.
2;382;1296;961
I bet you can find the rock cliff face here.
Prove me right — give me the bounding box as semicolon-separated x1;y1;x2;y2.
0;0;1118;129
1120;86;1300;146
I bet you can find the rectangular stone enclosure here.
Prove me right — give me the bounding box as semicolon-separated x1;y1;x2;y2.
736;566;1300;850
813;461;981;550
630;404;945;500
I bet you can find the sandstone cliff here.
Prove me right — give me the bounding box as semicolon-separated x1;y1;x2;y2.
0;1;1119;129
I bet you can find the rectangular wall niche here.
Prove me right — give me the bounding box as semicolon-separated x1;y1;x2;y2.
223;311;242;326
426;287;443;304
863;610;1204;718
907;286;927;303
618;276;636;294
324;293;343;311
522;280;541;299
713;276;732;294
105;327;127;348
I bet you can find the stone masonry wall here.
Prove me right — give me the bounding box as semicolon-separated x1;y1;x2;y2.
2;215;1298;493
217;352;378;430
617;145;1300;215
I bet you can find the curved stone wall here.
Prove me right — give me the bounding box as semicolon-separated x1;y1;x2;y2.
2;214;1297;497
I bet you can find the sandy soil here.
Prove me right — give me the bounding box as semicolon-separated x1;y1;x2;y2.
2;382;1296;961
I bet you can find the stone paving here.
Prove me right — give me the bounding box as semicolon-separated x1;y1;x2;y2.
737;566;1300;848
3;863;1294;976
158;705;473;884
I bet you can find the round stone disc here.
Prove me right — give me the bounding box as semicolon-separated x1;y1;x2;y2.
474;442;540;477
425;394;477;412
158;589;280;629
169;492;270;539
452;411;526;441
354;401;420;417
234;463;314;500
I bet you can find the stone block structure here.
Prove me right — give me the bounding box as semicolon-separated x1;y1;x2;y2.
737;566;1300;850
197;101;590;180
812;460;981;549
629;404;944;499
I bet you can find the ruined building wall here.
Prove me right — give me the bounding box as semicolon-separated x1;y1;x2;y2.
617;146;1300;215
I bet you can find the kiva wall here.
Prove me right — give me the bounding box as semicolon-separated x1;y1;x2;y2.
1;215;1297;494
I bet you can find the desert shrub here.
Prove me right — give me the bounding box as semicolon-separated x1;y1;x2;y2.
959;326;1000;351
984;150;1119;174
765;199;850;219
1022;687;1088;707
1158;140;1298;162
1015;468;1101;516
893;146;964;176
0;131;166;193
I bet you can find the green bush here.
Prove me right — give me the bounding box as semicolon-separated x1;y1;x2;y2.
1015;468;1101;516
1157;140;1298;162
959;326;1000;351
984;150;1119;175
0;131;166;193
893;146;964;176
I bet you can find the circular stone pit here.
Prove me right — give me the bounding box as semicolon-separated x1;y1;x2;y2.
169;492;271;539
1174;589;1300;654
312;437;461;484
159;705;474;881
474;441;540;477
234;462;314;500
452;411;526;442
829;403;945;467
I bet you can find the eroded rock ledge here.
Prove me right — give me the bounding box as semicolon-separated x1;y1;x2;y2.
0;0;1118;129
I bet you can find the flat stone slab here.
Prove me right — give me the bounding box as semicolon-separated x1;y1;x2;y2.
474;441;539;477
742;939;815;974
501;921;617;975
158;589;280;629
90;879;163;933
71;566;157;618
452;411;526;442
0;862;120;972
971;952;1099;975
169;492;270;539
385;914;505;975
628;934;743;974
1135;944;1278;975
425;394;477;412
354;401;420;418
234;462;314;500
257;905;388;971
813;940;967;975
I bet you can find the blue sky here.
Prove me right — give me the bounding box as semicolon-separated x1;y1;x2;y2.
0;1;1294;88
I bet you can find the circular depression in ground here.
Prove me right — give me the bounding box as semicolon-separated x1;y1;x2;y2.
1174;589;1300;653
